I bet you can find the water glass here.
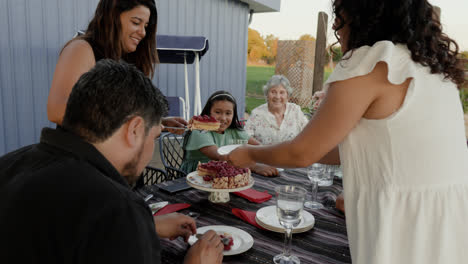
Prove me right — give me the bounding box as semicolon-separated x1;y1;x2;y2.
274;185;307;264
318;164;335;187
304;164;324;210
334;166;343;178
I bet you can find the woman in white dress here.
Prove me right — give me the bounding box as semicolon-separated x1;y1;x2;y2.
227;0;468;263
245;75;309;145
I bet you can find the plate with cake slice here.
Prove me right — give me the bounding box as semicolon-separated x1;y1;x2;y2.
186;161;254;192
188;225;254;256
188;115;220;131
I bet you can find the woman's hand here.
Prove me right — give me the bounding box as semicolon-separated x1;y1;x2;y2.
154;213;196;242
184;230;224;264
251;163;279;177
226;145;256;168
162;117;188;135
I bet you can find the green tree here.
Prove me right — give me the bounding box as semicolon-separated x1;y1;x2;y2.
330;45;343;62
460;51;468;70
299;34;316;41
325;45;343;64
264;34;278;64
248;28;268;62
460;51;468;59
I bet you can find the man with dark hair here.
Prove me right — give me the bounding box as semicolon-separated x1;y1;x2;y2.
0;60;223;264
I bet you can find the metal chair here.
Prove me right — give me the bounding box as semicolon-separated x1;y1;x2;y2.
134;166;169;189
142;166;169;185
159;132;187;179
166;96;187;120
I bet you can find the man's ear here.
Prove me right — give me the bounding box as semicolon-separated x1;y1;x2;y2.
124;116;146;148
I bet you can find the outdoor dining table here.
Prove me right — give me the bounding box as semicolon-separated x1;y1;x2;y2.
137;169;351;264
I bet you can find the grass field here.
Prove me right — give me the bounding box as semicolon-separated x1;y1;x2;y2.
245;65;333;113
246;66;275;96
245;97;266;114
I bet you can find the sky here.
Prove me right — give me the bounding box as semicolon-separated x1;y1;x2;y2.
249;0;468;51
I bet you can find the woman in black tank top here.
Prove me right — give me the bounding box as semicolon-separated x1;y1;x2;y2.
47;0;158;126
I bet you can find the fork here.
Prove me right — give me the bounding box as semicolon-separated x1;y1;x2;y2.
164;126;209;134
143;194;153;202
195;233;231;245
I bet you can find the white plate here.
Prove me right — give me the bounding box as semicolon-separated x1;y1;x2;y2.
217;144;241;155
149;202;168;214
277;168;284;172
186;171;254;193
255;205;315;233
188;225;254;256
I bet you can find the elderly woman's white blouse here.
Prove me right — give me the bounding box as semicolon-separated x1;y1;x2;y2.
245;103;308;145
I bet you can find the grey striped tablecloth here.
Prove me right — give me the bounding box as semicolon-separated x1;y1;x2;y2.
139;169;351;264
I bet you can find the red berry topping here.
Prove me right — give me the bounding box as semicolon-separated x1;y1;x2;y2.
192;115;218;123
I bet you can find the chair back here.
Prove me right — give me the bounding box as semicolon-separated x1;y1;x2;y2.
142;166;169;185
133;166;168;190
159;132;187;179
166;96;187;120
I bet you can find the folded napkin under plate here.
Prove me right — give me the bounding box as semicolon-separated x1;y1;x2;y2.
153;203;191;216
232;208;266;230
232;188;272;203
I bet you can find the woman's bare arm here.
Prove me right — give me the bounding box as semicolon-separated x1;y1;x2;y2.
199;143;279;176
318;146;340;165
199;145;223;161
47;40;96;124
227;63;393;168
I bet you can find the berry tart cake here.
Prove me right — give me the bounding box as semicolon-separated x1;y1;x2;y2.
197;161;251;189
220;233;234;250
189;115;220;131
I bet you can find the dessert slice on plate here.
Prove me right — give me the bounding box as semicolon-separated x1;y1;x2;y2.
220;232;234;250
189;115;220;131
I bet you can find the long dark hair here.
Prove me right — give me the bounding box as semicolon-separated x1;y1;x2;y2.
201;90;243;130
69;0;158;77
332;0;466;89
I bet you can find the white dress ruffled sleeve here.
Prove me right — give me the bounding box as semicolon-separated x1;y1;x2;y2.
324;40;468;264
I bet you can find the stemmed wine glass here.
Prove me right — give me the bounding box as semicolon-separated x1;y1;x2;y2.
274;185;307;264
304;164;324;209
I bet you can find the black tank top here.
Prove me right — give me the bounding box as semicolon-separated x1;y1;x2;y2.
75;31;105;62
85;39;105;62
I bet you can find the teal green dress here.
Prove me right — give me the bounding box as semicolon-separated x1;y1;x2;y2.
180;129;250;173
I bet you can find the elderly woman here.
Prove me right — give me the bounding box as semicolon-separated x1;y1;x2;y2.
245;75;309;145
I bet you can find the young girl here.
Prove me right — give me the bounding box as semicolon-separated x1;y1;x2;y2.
180;91;278;176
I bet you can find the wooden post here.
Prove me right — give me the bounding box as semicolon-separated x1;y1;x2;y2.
312;12;328;94
433;6;441;21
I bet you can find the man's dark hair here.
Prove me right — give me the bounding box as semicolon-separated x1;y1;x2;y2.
62;59;168;143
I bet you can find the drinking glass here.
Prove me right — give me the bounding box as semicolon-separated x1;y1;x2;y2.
334;165;343;178
304;164;324;209
318;164;335;187
274;185;307;264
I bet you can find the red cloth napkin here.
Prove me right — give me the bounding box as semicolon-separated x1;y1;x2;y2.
232;208;266;230
154;203;191;216
233;188;272;203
